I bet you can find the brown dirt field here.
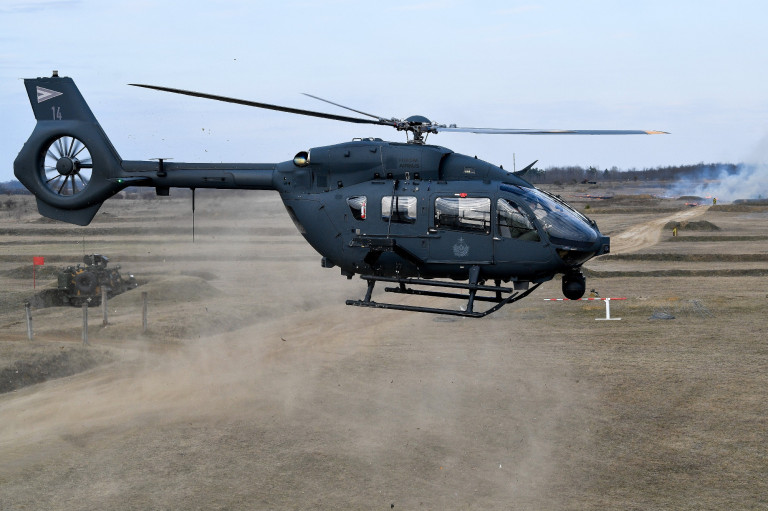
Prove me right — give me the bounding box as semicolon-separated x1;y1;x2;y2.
1;189;766;509
609;206;710;255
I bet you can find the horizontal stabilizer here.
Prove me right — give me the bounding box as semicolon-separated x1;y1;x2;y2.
36;200;102;226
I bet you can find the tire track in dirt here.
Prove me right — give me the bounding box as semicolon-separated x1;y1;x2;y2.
610;206;710;254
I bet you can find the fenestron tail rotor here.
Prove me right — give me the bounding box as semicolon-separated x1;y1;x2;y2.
41;135;93;197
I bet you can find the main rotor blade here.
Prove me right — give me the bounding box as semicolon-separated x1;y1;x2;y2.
302;93;391;122
434;127;669;135
130;84;394;127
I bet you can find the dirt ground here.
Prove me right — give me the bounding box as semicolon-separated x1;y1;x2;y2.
0;185;766;510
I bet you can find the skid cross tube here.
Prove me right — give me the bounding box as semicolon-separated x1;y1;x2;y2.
346;273;541;318
359;275;514;293
384;287;510;303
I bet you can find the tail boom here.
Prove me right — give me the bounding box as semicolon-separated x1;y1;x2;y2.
14;73;278;225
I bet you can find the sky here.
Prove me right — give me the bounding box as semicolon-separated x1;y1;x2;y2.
2;0;768;183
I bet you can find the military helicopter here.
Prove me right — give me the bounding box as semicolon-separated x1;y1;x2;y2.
14;72;666;317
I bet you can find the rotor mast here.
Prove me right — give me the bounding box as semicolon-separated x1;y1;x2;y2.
398;115;439;144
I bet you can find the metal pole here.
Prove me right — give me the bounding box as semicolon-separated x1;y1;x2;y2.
82;302;89;345
102;286;109;326
142;291;148;333
191;187;196;243
25;301;33;340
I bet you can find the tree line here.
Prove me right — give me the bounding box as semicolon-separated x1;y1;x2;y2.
0;162;744;193
524;162;741;185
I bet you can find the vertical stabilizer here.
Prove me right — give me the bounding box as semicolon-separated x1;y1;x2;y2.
24;72;100;123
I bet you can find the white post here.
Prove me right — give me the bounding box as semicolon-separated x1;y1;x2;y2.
25;301;33;340
102;286;109;326
142;291;148;333
82;303;89;345
596;297;621;321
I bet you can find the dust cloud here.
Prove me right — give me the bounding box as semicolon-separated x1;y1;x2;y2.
0;193;590;509
670;134;768;202
676;162;768;202
0;305;588;509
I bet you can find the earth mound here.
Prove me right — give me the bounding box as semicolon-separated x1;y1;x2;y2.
28;288;66;308
733;198;768;205
712;202;768;212
1;264;60;279
664;220;721;231
0;345;112;394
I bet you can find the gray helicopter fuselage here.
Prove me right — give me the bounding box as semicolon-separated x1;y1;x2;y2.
273;139;609;283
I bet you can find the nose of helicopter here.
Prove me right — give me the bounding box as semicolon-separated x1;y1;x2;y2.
552;228;610;267
596;234;610;255
498;184;610;266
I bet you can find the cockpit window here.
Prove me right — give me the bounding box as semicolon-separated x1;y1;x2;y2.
382;196;417;224
435;197;491;233
497;199;540;241
500;185;597;245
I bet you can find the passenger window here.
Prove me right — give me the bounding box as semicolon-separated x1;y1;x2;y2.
346;196;367;220
497;198;540;241
434;197;491;233
382;196;417;224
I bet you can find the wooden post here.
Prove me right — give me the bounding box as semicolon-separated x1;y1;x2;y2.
25;301;33;340
142;291;148;333
82;303;89;346
101;286;109;326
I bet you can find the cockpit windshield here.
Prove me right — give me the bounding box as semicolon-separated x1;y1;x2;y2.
500;184;598;246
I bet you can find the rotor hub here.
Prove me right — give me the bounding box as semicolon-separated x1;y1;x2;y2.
40;135;93;198
405;115;431;125
56;156;80;176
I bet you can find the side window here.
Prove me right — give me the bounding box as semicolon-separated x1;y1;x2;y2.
346;196;367;220
382;196;417;224
434;197;491;233
497;198;540;241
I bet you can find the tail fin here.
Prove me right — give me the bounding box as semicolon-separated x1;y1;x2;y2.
14;72;125;225
24;73;100;123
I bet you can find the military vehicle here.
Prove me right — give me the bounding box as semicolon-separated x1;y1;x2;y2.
57;254;137;306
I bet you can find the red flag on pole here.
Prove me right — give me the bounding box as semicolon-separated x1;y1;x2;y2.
32;257;44;289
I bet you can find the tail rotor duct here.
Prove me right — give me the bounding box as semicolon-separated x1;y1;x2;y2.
41;135;93;197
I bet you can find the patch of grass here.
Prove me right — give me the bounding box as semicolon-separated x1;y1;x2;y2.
600;253;768;262
586;207;685;214
584;268;768;278
664;235;768;242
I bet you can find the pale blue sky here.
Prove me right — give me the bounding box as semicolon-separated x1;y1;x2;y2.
2;0;767;182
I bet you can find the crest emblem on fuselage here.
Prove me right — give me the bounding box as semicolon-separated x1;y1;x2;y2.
453;237;470;258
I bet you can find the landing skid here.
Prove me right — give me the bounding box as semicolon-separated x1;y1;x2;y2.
346;272;542;318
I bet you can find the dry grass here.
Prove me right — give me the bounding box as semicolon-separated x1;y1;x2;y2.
0;189;767;509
